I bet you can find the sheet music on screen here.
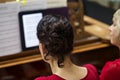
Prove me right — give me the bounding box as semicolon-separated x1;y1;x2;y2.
23;13;42;48
19;11;43;50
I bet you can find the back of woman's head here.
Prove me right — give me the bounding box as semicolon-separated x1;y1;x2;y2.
37;14;74;67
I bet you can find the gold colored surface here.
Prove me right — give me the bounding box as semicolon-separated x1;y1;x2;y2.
0;0;14;3
84;15;110;40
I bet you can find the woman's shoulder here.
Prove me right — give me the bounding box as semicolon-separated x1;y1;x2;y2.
34;74;64;80
102;59;120;71
82;64;99;80
34;76;47;80
83;64;97;71
107;58;120;64
100;59;120;80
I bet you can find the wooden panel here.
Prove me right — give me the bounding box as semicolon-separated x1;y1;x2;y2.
0;0;14;3
0;41;110;69
0;0;5;3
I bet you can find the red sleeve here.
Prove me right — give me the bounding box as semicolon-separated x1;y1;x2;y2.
100;59;120;80
34;74;64;80
83;64;100;80
35;76;48;80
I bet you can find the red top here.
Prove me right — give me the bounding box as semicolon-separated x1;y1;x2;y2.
100;59;120;80
35;64;99;80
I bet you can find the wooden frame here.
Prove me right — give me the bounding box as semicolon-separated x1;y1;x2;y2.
0;0;14;3
68;0;85;40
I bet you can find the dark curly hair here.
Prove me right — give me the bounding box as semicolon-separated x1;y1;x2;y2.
37;14;74;67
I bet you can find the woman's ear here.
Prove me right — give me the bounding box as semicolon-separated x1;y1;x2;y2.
39;43;51;62
39;43;46;59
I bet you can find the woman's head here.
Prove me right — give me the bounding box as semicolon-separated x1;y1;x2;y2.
109;9;120;48
37;14;74;67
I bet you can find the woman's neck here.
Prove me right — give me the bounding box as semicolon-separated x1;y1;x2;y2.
49;56;74;74
49;57;87;80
